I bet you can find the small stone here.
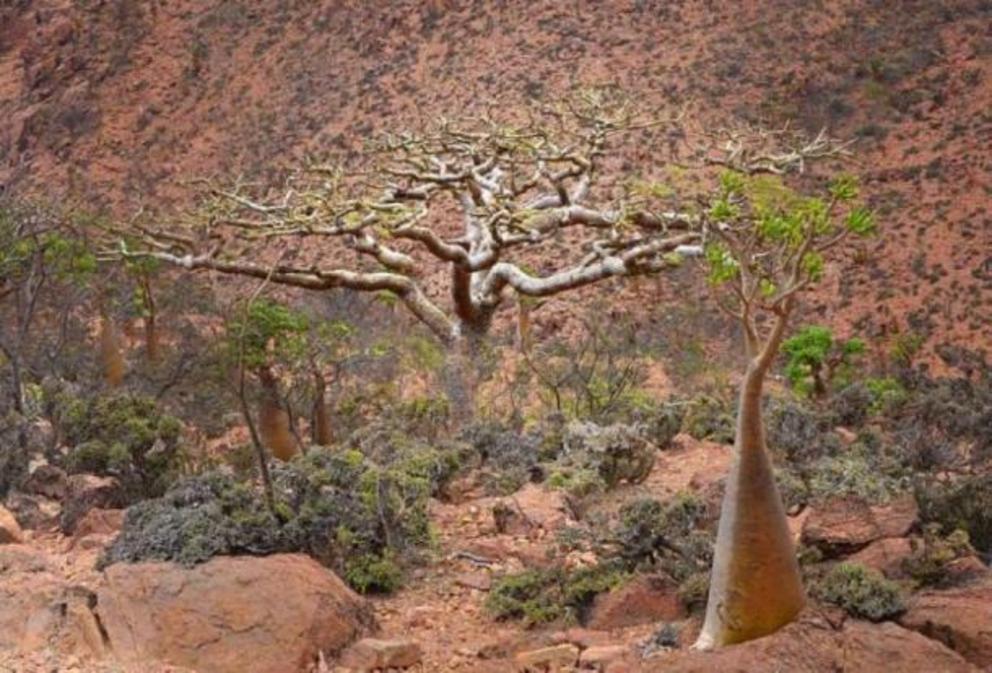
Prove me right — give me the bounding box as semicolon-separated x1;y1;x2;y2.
0;505;24;544
514;644;579;671
455;571;492;591
340;638;423;670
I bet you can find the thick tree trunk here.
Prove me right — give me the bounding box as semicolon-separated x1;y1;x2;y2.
695;364;805;649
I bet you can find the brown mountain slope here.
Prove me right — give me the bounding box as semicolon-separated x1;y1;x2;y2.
1;0;990;368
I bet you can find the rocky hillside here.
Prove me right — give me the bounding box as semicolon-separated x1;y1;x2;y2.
2;0;991;366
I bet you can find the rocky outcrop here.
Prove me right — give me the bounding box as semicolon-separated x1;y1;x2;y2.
4;491;61;530
97;553;376;673
899;580;992;669
68;507;124;550
650;614;979;672
0;545;106;660
802;495;918;554
515;643;580;672
60;474;126;535
848;537;915;578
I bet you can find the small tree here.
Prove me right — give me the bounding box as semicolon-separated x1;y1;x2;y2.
691;142;876;648
115;89;702;420
0;200;97;431
224;297;309;461
782;325;864;398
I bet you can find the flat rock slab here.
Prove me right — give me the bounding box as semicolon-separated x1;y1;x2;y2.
803;495;918;553
340;638;423;670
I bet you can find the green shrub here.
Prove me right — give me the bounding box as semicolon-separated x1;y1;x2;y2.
555;421;656;494
865;377;908;415
460;421;543;495
486;569;564;626
902;525;975;588
680;395;735;444
60;392;185;500
812;563;905;621
766;397;840;463
611;494;714;581
676;571;710;613
345;553;404;594
803;449;909;504
485;562;629;627
101;442;459;593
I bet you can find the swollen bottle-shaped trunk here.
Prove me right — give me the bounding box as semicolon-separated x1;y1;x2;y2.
257;367;297;461
695;366;804;649
311;370;333;446
98;316;125;387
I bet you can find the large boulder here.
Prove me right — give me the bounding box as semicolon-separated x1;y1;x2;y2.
899;580;992;669
651;614;978;672
97;553;376;673
802;495;918;554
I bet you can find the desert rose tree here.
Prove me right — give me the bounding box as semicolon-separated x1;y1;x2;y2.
692;160;876;648
113;89;702;420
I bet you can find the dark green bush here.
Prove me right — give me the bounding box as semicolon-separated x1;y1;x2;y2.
765;397;840;463
460;421;543;495
611;494;714;581
59;392;185;500
101;442;462;593
812;563;905;621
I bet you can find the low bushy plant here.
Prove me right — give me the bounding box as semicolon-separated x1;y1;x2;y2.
680;395;735;444
916;474;992;557
102;441;463;593
812;563;905;621
610;494;715;581
902;525;975;588
59;392;185;500
485;562;629;627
